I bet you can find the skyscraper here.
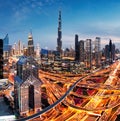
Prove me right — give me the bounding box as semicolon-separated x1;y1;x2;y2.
57;11;62;54
14;56;41;116
112;44;115;60
105;44;110;61
0;39;3;79
104;39;115;64
36;43;40;58
79;40;84;62
75;34;79;61
28;32;34;57
18;40;23;56
3;34;11;60
95;37;101;67
109;39;112;63
85;39;92;69
109;39;115;63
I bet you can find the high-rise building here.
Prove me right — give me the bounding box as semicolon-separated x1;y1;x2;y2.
104;39;115;64
85;39;92;69
14;56;42;116
28;32;34;57
75;34;79;61
105;45;108;58
0;39;3;79
112;44;115;60
105;44;109;61
18;40;23;56
36;43;41;58
79;40;84;62
3;34;11;60
109;39;115;63
10;40;24;56
109;39;112;63
94;37;101;67
57;11;62;54
75;35;85;62
35;43;41;64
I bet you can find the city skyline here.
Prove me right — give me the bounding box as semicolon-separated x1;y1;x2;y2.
0;0;120;49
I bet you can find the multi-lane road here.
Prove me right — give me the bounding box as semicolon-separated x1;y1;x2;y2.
5;60;120;121
38;60;120;121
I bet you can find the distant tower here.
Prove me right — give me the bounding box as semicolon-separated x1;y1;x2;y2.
86;39;92;69
105;39;115;64
36;43;41;64
57;11;62;54
13;43;17;55
79;40;84;62
18;40;22;55
3;34;10;60
28;32;34;57
109;39;112;63
75;34;79;61
95;37;101;67
105;44;110;61
112;44;115;60
109;39;115;63
36;43;40;58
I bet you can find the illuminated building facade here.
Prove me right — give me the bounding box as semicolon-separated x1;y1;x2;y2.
17;40;23;56
28;32;34;57
14;56;41;116
36;43;40;58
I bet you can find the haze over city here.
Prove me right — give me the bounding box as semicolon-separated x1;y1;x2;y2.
0;0;120;49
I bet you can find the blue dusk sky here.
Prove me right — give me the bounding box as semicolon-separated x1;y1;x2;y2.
0;0;120;49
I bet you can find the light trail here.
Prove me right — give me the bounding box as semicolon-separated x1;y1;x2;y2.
16;61;120;121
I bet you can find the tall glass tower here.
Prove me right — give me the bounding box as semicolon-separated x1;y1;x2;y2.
3;34;11;60
79;40;84;62
57;11;62;54
28;32;34;57
95;37;101;67
75;34;79;61
86;39;92;69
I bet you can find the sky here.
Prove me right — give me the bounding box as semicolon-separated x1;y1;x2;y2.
0;0;120;50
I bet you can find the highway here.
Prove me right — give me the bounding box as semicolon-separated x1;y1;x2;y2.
16;68;93;121
65;61;120;121
5;60;120;121
41;61;120;121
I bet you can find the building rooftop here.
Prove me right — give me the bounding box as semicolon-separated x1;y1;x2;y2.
17;56;27;65
14;76;23;85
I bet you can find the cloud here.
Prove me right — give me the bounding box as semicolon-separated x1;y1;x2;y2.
11;0;61;23
13;7;30;23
